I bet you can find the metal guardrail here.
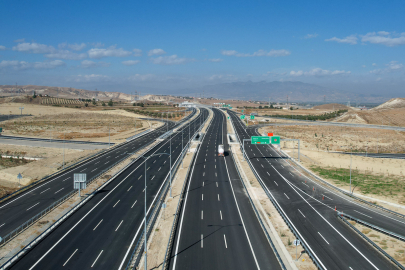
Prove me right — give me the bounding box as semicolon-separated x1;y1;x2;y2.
0;139;153;270
230;150;287;270
126;129;151;142
228;114;325;270
0;136;159;247
337;214;405;270
339;212;405;242
125;109;209;270
0;123;163;205
279;150;405;220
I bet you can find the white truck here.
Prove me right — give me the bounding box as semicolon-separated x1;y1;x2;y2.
218;144;224;156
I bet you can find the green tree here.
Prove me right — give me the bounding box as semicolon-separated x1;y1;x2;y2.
108;99;113;106
33;91;37;98
102;101;106;106
84;103;89;107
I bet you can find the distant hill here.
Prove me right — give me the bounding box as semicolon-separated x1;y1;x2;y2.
372;98;405;110
0;85;172;102
177;81;388;103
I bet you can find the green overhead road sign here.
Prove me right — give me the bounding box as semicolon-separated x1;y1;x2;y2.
251;136;270;144
0;128;2;132
229;107;232;109
227;116;230;119
240;115;245;119
271;136;280;144
250;115;255;120
241;110;244;113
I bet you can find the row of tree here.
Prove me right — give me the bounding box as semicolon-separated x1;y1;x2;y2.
265;110;348;121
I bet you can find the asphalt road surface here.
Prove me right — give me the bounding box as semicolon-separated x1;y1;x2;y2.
168;108;281;270
0;110;195;241
0;114;30;123
7;108;208;269
228;109;403;270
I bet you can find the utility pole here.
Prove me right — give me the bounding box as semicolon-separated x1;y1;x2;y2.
350;147;352;194
63;133;66;170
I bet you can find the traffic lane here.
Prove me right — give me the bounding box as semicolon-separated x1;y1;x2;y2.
0;116;190;236
10;111;206;269
230;112;396;269
247;143;397;269
170;109;264;270
255;138;405;239
224;154;281;269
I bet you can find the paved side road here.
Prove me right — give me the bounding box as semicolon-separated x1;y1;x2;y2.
228;109;401;270
6;108;208;269
0;110;195;242
168;108;281;270
0;137;111;150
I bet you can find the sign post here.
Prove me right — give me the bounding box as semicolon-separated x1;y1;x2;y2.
251;136;270;144
74;173;87;197
271;136;280;144
19;107;24;115
293;239;301;261
17;173;22;188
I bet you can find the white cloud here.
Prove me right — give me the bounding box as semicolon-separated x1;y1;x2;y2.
91;42;104;48
88;46;132;58
14;38;25;43
208;58;223;62
74;74;110;82
12;42;57;54
304;34;318;39
58;42;86;51
372;63;377;66
290;68;351;77
361;32;405;47
362;65;366;68
122;60;140;66
128;74;156;81
221;49;290;57
45;50;87;60
370;61;403;74
0;45;6;50
325;35;358;45
67;43;86;51
150;55;195;65
0;60;65;70
80;60;110;68
133;49;142;57
208;74;238;82
148;49;166;56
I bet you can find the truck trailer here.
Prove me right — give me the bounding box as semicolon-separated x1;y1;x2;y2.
218;144;224;156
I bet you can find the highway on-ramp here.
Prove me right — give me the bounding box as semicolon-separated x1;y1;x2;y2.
228;109;403;270
7;108;209;269
168;108;281;270
0;110;195;242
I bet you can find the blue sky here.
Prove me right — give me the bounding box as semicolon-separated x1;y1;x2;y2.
0;0;404;95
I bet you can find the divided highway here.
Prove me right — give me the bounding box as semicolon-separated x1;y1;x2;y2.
7;108;208;269
168;108;281;270
0;110;194;242
228;109;403;270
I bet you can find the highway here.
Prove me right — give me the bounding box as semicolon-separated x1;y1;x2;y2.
168;108;281;270
7;108;208;269
228;109;403;270
0;110;195;242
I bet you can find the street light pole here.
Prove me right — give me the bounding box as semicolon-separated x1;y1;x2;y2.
170;133;172;197
63;133;65;170
181;127;184;168
349;148;353;193
144;158;147;270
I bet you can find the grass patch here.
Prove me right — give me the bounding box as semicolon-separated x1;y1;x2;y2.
310;165;405;197
0;156;33;169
